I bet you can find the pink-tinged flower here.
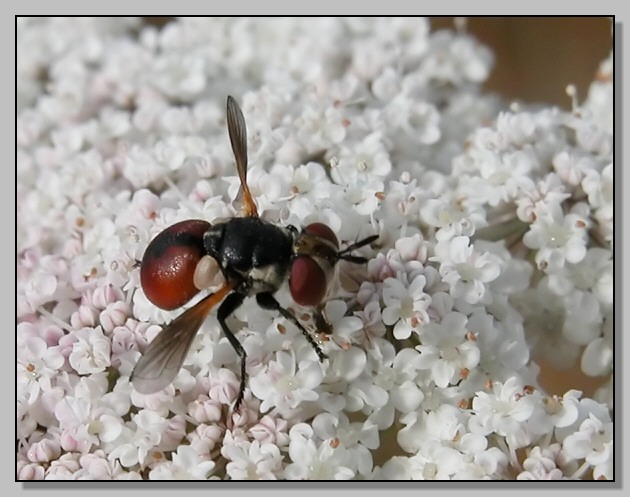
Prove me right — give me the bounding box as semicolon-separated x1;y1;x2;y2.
187;423;223;456
187;395;222;424
68;327;111;374
208;368;241;406
27;438;61;463
17;455;45;480
45;452;81;480
77;450;126;480
249;415;290;446
99;301;131;333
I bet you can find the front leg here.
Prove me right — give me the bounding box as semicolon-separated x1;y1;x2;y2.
256;293;328;362
217;292;247;410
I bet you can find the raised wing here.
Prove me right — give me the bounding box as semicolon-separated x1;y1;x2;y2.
226;95;258;218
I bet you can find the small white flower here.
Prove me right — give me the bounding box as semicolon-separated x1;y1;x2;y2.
515;173;570;223
17;333;64;404
285;435;354;480
562;289;602;346
552;150;597;187
385;95;441;144
372;348;425;417
581;312;612;377
53;378;124;453
582;162;612;217
517;444;566;480
149;445;216;480
344;377;389;413
333;174;384;216
433;236;501;304
470;377;535;437
407;443;467;480
416;311;480;388
397;404;465;454
420;196;483;242
249;350;323;412
222;439;283;480
381;274;431;340
523;202;588;272
540;389;582;429
295;104;347;153
321;299;364;345
333;131;392;182
562;414;613;480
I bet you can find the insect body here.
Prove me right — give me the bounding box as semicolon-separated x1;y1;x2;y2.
131;96;377;409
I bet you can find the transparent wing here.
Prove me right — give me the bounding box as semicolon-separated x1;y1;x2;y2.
226;95;258;217
131;283;234;394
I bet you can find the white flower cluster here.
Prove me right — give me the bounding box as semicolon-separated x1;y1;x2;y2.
17;17;613;481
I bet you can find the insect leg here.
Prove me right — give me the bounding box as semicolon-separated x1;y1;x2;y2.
216;291;247;410
313;306;334;335
256;293;328;362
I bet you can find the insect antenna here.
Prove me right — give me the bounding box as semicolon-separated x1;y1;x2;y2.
336;234;379;263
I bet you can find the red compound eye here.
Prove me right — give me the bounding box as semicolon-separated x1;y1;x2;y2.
289;256;328;306
303;222;339;249
140;220;211;310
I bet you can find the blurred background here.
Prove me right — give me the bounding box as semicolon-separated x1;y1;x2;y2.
431;16;613;108
146;16;613;109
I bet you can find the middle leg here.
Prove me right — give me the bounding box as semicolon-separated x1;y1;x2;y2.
256;292;328;362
